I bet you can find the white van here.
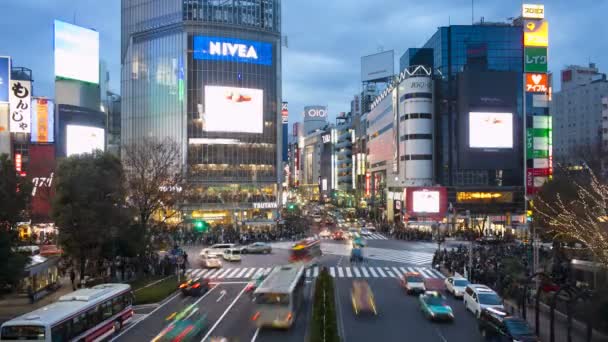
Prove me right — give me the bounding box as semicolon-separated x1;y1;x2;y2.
463;284;504;318
201;243;236;257
222;248;242;262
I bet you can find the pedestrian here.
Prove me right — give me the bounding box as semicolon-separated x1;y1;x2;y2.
70;269;76;291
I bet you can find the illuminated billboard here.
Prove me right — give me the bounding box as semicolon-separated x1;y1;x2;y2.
522;4;544;19
193;36;272;66
413;190;440;213
361;50;394;82
524;47;547;73
0;56;9;103
66;125;105;156
203;86;263;134
469;112;513;149
525;73;548;93
29;145;56;221
54;20;100;84
9;80;31;133
31;98;55;143
524;20;548;47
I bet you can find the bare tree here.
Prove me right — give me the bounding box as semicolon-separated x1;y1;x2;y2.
122;138;185;249
535;167;608;266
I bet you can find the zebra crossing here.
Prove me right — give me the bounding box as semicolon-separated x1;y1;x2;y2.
185;266;444;280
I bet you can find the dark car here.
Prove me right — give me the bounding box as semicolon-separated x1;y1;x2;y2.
478;308;539;341
179;277;211;296
241;242;272;254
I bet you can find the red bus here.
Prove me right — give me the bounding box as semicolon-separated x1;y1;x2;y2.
289;238;322;263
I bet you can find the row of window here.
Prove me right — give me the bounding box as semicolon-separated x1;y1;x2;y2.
51;293;132;342
400;113;432;121
399;154;432;161
399;92;432;102
400;134;432;141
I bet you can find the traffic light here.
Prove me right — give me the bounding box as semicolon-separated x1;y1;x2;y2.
526;210;533;223
194;220;208;232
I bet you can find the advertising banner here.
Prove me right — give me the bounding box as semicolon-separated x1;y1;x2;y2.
281;102;288;124
456;191;514;204
522;4;544;19
524;20;548;47
54;20;100;84
29;145;56;222
524;47;548;73
304;105;328;121
31;98;55;143
361;50;394;82
0;57;9;103
66;125;105;156
525;73;548;93
9;80;31;133
193;36;272;66
203;86;264;133
469;112;513;149
526;169;537;195
405;186;447;218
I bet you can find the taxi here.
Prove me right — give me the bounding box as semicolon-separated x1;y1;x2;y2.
179;277;211;296
400;272;426;295
419;291;454;321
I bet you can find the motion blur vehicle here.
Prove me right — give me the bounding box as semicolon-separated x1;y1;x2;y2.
200;254;222;268
365;225;376;232
351;280;377;315
332;230;345;240
350;246;364;263
241;242;272;254
252;265;305;328
418;291;454;321
319;229;332;238
245;273;267;293
478;308;539;341
360;228;372;237
401;272;426;295
222;248;242;262
200;243;236;257
444;276;470;298
179;277;211;296
152;305;207;342
289;237;322;264
463;284;505;318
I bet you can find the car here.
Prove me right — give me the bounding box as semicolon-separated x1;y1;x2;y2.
463;284;505;318
245;273;267;293
200;254;222;268
401;272;426;295
201;243;236;257
478;308;539;341
365;225;376;232
222;248;242;262
332;230;345;240
351;280;377;315
241;242;271;254
153;305;207;342
319;229;332;238
360;229;372;237
419;291;454;321
179;277;211;296
444;276;470;298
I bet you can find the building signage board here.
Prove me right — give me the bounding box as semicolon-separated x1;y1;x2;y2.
14;153;22;172
304;106;328;121
456;192;514;203
31;98;55;143
322;134;331;144
0;57;9;103
524;20;548;47
281;102;288;124
193;36;272;66
525;73;548;93
253;202;278;209
522;4;544;19
9;80;31;133
524;47;548;73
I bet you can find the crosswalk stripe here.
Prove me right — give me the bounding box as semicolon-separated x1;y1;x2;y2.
399;267;408;275
368;267;378;277
337;267;344;277
216;269;231;278
345;267;352;277
200;269;212;278
376;268;386;277
360;267;369;277
191;269;202;277
263;267;272;275
417;267;434;278
245;268;257;278
353;267;361;277
252;268;264;278
206;269;219;278
330;267;335;277
407;267;417;273
235;268;248;278
391;267;401;277
385;268;395;277
431;269;445;279
306;268;312;278
225;268;240;278
313;267;319;278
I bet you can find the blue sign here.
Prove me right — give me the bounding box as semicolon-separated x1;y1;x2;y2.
193;36;272;66
0;57;9;103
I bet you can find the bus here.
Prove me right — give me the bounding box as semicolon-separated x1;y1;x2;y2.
252;265;305;329
289;237;322;264
0;283;134;342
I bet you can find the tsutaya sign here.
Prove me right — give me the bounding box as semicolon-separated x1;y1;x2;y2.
253;202;278;209
193;36;272;66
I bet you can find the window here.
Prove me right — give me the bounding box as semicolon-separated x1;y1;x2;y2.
1;325;46;341
112;297;124;315
102;301;113;320
71;313;87;337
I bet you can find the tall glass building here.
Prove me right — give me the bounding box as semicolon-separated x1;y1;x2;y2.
122;0;282;226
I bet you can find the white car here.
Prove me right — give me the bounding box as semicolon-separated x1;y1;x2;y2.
319;230;332;238
201;243;236;257
222;248;242;262
200;254;222;268
444;277;469;298
463;284;505;318
360;229;372;237
365;225;376;232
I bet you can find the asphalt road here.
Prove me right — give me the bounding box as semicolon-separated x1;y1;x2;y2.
111;232;482;342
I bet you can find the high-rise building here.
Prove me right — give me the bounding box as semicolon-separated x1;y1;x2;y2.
551;63;608;163
121;0;282;226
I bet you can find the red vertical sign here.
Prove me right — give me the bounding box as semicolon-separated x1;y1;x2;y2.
14;153;22;172
29;145;56;222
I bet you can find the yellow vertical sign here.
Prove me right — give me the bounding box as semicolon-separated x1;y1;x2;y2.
37;99;48;143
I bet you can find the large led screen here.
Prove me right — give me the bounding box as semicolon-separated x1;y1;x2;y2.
469;112;513;149
54;20;99;84
66;125;104;156
412;190;440;213
204;86;263;133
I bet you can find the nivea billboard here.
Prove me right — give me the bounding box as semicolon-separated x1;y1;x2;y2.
193;36;273;66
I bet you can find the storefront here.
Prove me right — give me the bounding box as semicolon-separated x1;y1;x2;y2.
20;255;59;299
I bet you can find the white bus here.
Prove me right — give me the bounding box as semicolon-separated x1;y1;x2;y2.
0;283;134;342
252;265;305;329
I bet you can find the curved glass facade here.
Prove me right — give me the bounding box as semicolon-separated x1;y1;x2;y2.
122;0;282;223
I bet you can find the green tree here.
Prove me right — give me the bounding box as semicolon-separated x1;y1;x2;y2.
0;154;31;288
52;151;127;277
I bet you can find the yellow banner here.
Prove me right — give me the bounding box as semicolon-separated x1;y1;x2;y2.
524;20;548;47
37;99;48;143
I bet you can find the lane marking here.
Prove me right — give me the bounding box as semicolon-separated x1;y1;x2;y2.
385;268;395;277
352;267;361;277
360;267;369;277
245;268;256;278
200;285;248;342
337;267;344;277
251;327;260;342
399;267;408;275
376;267;387;277
368;267;378;277
329;267;336;277
345;267;352;277
391;267;401;278
235;268;249;278
216;289;227;302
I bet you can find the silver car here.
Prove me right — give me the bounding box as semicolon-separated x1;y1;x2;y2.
241;242;272;254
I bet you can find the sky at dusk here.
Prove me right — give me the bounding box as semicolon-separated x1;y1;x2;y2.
0;0;605;125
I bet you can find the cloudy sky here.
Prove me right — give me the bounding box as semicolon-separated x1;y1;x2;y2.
0;0;605;124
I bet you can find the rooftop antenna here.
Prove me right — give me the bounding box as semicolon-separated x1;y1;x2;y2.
471;0;474;24
377;45;384;53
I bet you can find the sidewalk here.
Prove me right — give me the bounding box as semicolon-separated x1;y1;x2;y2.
0;276;74;324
